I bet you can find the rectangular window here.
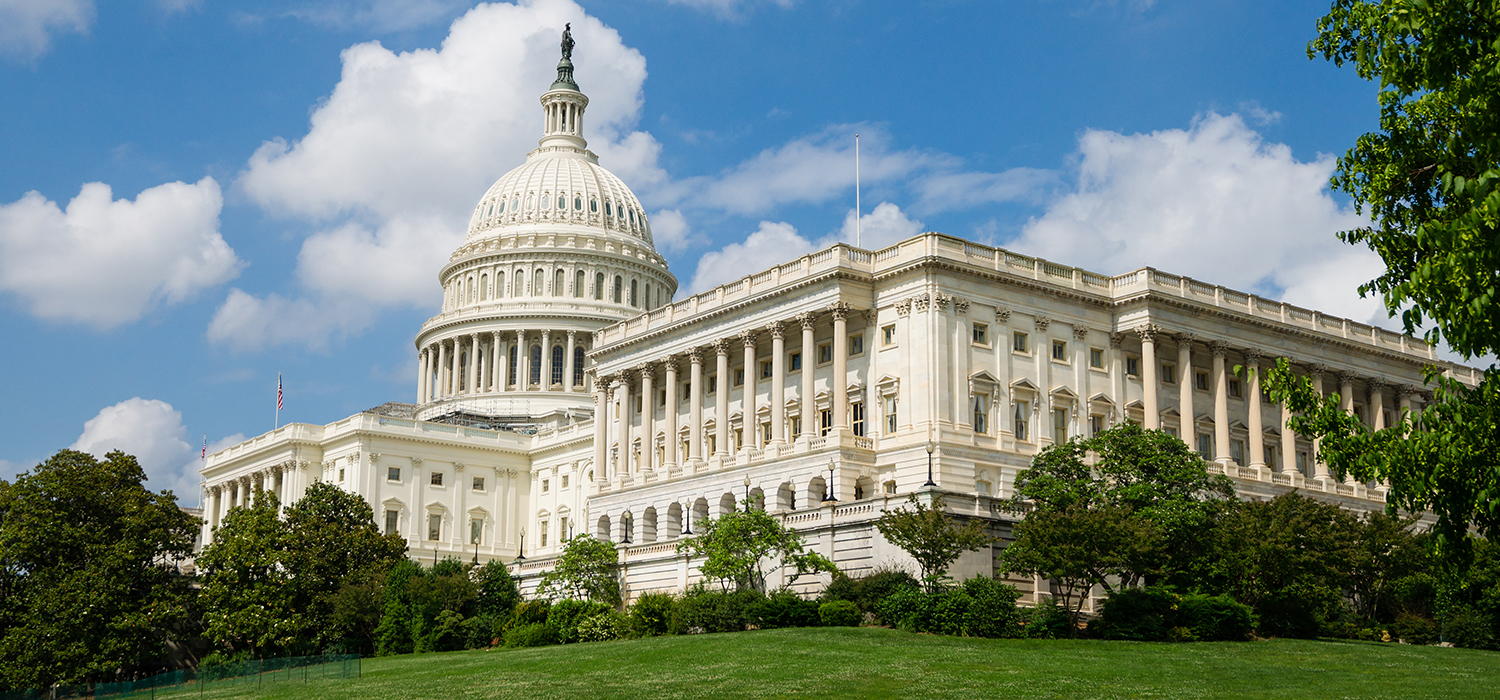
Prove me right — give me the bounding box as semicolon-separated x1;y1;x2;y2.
818;343;833;364
973;394;989;434
338;468;345;482
1052;340;1068;361
972;323;989;345
540;520;549;547
1126;357;1140;377
790;352;802;371
734;428;744;451
884;480;897;495
882;324;896;346
659;389;667;407
734;369;744;387
1165;427;1177;438
849;334;865;356
387;466;401;482
820;409;833;436
976;480;991;495
472;476;485;492
385;510;399;537
1297;451;1308;474
470;518;482;545
1354;405;1366;424
708;434;717;454
760;360;773;379
1013;331;1029;353
763;422;773;443
1383;410;1392;428
560;516;570;542
1053;408;1068;444
1090;348;1104;369
1229;378;1243;399
430;472;443;487
791;416;802;438
1231;439;1245;465
683;381;692;400
427;514;441;542
541;479;550;493
884;396;897;434
1014;400;1030;441
1090;414;1104;436
851;402;866;437
1196;371;1209;391
1197;434;1213;460
561;475;569;489
709;375;718;394
1162;364;1176;384
1266;448;1276;469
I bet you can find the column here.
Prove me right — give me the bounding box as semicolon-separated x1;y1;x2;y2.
715;340;731;456
689;349;705;462
541;330;553;389
418;347;429;403
516;330;530;390
641;363;656;473
435;341;448;400
832;302;851;431
770;321;787;445
565;330;577;391
741;330;758;450
665;358;680;469
1398;386;1415;425
1245;349;1265;470
1339;372;1358;484
491;331;502;393
594;386;608;483
498;332;511;391
1177;334;1194;439
619;370;633;473
449;339;461;397
799;312;816;443
1211;341;1230;465
1370;379;1387;430
466;334;479;395
1309;365;1331;479
1280;381;1297;475
1109;333;1124;426
1137;325;1159;430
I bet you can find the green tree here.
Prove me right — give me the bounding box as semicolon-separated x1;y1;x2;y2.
539;536;622;605
0;450;198;691
677;509;835;593
196;491;301;656
874;495;994;590
472;559;521;617
1001;504;1151;631
1279;1;1500;561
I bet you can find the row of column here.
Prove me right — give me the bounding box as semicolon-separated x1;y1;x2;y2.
205;463;295;531
1133;324;1422;478
418;329;591;404
590;303;857;482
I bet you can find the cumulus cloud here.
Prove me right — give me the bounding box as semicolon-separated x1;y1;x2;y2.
219;0;658;350
648;209;696;254
0;0;92;61
0;178;240;329
1012;112;1386;325
837;201;925;250
69;398;230;505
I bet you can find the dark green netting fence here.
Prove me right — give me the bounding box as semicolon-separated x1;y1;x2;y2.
1;654;360;699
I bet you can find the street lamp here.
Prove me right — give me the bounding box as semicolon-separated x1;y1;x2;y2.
516;527;526;561
743;476;752;512
924;440;937;487
682;499;693;535
823;459;838;503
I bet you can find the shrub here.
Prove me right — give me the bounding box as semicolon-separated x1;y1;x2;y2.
577;611;629;642
1391;613;1438;645
1443;606;1498;650
874;584;928;631
1178;594;1255;642
429;609;468;651
929;590;972;636
1020;597;1072;639
502;622;558;648
753;590;821;629
821;575;859;605
962;577;1023;639
463;613;503;648
1096;587;1175;641
857;568;920;614
1255;584;1336;639
549;599;614;643
671;586;766;634
508;600;552;632
819;600;861;627
628;592;676;638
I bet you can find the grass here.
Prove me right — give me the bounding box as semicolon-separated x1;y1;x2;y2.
182;627;1500;700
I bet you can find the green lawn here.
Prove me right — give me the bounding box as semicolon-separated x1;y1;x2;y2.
186;627;1500;700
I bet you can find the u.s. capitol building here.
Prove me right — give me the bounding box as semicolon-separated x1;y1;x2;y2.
201;44;1471;603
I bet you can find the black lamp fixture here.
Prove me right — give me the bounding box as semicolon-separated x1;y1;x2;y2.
743;476;752;512
623;518;632;544
823;459;838;503
924;440;937;487
682;499;693;535
516;527;526;561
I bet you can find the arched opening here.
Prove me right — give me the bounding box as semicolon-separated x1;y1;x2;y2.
717;493;737;517
573;347;585;387
594;272;604;300
807;476;827;505
596;515;610;541
619;511;634;543
480;274;488;301
575;270;584;298
551;345;565;386
496;271;505;298
515;267;525;294
855;476;875;501
692;497;709;530
554;269;564;297
630;279;639;308
666;502;682;539
530;345;542;386
642;507;658;543
613;276;623;304
749;487;765;511
776;482;795;511
534;268;544;296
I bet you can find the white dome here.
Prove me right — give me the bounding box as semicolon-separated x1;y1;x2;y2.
465;147;654;249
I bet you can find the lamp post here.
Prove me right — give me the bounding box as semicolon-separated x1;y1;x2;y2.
743;476;752;512
516;527;526;562
823;459;838;503
623;516;632;544
924;440;937;487
682;499;693;535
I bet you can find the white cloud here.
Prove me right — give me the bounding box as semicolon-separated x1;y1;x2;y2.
1013;112;1386;325
688;221;816;294
70;398;214;504
0;178;240;329
911;168;1056;214
0;0;92;61
648;209;695;254
838;201;924;250
221;0;658;350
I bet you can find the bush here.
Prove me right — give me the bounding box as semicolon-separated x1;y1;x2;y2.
962;577;1023;639
463;613;503;648
874;584;927;632
507;599;552;633
549;599;614;643
429;609;468;651
1178;594;1255;642
1443;605;1498;650
1096;587;1176;641
1391;613;1438;645
577;611;629;642
1255;584;1337;639
628;592;676;638
502;622;559;648
1020;597;1072;639
671;587;766;634
753;590;821;629
857;568;921;615
821;575;859;605
819;600;861;627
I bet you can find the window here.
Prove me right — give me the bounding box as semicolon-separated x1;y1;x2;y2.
1090;414;1104;436
338;468;345;482
1354;405;1366;424
708;376;717;394
1166;427;1177;438
1090;348;1104;369
561;475;569;489
684;380;693;399
973;323;989;345
734;429;743;451
554;269;564;297
852;402;866;437
534;268;544;294
472;477;485;492
733;369;744;387
595;272;604;300
1013;331;1029;353
884;480;897;495
976;480;992;496
882;324;896;346
613;276;622;303
1197;434;1213;460
762;422;773;443
540;520;549;547
385;510;399;536
791;416;802;438
560;516;570;541
574;348;586;386
1052;340;1068;361
1297;451;1308;474
849;334;865;356
430;472;444;487
1126;357;1140;377
1266;448;1276;469
630;279;639;307
470;518;482;545
884;396;898;434
790;352;802;371
973;394;989;434
551;346;565;386
542;479;550;493
760;360;773;379
818;343;832;364
1231;439;1245;465
1383;410;1393;428
427;514;441;541
820;409;833;436
1014;400;1030;441
1053;408;1068;444
1195;371;1209;391
387;466;401;482
575;270;585;298
1229;378;1243;399
508;345;518;386
1162;363;1176;384
707;434;717;454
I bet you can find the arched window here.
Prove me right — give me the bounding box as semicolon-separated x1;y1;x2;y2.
575;270;585;298
508;345;517;386
613;276;623;303
551;345;565;386
511;197;519;211
525;195;533;211
590;199;597;213
541;194;551;210
594;272;604;300
498;199;506;214
573;347;585;387
496;271;504;298
605;201;613;216
480;274;488;301
630;279;639;307
574;197;582;211
629;209;636;225
534;269;544;295
515;267;525;294
644;282;651;309
530;345;542;385
558;196;566;210
554;269;564;297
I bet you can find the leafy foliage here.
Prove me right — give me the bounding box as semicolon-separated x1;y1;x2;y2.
875;495;995;590
677;508;835;593
818;600;860;627
751;590;821;629
627;592;676;638
539;535;621;605
670;586;765;634
0;450;198;690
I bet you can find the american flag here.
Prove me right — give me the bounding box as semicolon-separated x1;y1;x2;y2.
201;434;207;460
277;373;284;411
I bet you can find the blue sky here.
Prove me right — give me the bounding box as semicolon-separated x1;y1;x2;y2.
0;0;1386;502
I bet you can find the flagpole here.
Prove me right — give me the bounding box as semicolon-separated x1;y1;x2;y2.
855;133;861;248
275;372;281;430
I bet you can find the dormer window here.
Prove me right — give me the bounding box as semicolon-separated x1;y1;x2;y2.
605;201;613;216
498;199;506;213
590;199;597;213
574;197;583;210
